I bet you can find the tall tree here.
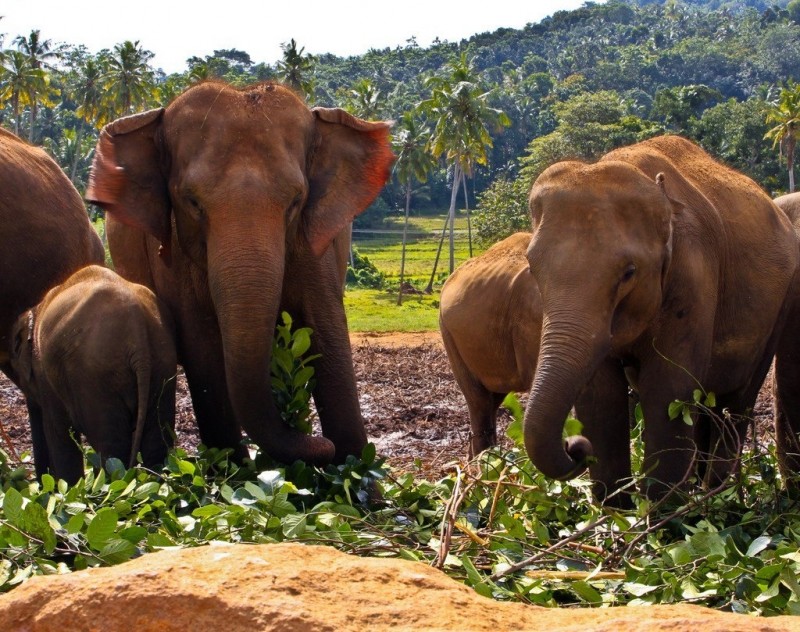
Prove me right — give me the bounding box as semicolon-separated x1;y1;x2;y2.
765;80;800;192
392;111;436;304
342;78;384;119
68;56;107;182
420;53;510;280
103;40;156;116
13;30;59;141
0;51;45;136
276;39;315;101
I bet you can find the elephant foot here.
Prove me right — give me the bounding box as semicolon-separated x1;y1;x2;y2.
264;431;336;467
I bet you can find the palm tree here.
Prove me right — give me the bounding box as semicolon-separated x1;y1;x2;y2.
420;53;510;282
69;56;107;182
103;41;156;116
344;78;384;119
392;111;436;304
14;29;60;141
0;51;45;136
765;80;800;192
276;39;315;101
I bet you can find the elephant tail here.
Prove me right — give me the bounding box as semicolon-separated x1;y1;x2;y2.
129;347;151;469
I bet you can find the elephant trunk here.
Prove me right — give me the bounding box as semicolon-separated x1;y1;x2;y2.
207;221;335;466
524;314;607;480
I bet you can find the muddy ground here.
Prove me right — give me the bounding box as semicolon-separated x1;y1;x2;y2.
0;332;774;479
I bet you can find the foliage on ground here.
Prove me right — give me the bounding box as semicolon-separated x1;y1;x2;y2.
1;418;799;616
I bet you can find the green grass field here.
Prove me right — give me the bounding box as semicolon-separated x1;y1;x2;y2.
346;212;483;331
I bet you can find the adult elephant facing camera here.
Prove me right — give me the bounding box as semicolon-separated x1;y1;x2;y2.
87;81;394;466
525;135;798;500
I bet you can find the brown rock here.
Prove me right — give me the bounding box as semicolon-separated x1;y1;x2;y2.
0;543;797;631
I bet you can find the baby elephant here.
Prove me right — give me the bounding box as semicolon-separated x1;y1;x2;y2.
10;265;177;483
439;233;541;456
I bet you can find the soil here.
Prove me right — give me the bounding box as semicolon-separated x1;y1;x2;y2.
0;332;775;479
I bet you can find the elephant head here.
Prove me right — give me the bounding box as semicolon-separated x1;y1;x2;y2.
86;81;394;464
523;160;676;480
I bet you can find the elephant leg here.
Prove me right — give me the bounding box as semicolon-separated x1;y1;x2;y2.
40;399;84;485
637;369;699;501
575;359;632;508
466;391;506;458
177;317;247;461
774;350;800;494
441;326;503;457
138;378;176;469
26;398;51;480
695;392;752;491
294;268;367;462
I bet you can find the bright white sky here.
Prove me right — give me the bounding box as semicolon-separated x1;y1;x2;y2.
0;1;597;74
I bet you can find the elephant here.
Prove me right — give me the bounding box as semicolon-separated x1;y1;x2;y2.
439;233;541;456
9;265;177;484
0;127;104;368
524;135;799;501
771;192;800;489
0;126;104;476
85;80;394;467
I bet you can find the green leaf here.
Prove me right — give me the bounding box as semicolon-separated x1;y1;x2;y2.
3;488;24;525
282;513;307;538
99;538;137;564
668;400;683;420
572;580;603;604
747;536;771;557
21;501;57;555
86;508;119;550
290;329;312;358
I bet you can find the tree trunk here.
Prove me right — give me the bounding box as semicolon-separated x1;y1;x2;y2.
397;184;412;306
70;125;85;184
448;163;462;274
461;173;473;258
424;212;450;294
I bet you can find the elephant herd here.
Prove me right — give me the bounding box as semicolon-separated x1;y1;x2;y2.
441;135;800;506
1;79;799;510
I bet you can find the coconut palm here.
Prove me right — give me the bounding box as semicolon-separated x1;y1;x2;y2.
103;41;156;116
392;111;436;304
14;29;61;141
0;51;46;136
420;53;510;282
68;56;108;182
765;80;800;192
276;39;315;101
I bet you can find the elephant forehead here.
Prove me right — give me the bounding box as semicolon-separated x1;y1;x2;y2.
532;165;661;220
164;83;314;154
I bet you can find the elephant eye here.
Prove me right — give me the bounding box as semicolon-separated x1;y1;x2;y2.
621;264;636;283
187;196;205;217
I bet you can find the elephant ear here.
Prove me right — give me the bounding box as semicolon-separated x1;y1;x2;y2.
86;108;172;255
10;311;35;384
304;107;395;257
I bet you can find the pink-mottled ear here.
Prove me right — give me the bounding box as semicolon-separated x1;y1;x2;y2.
304;107;395;257
86;108;172;255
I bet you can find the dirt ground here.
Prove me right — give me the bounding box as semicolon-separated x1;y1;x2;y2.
0;331;774;479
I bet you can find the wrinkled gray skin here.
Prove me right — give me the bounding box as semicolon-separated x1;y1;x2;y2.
526;136;799;501
0;127;104;478
772;192;800;492
85;81;394;467
10;265;177;484
440;233;541;455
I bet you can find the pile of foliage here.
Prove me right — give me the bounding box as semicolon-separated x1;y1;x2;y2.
346;247;386;289
1;416;799;615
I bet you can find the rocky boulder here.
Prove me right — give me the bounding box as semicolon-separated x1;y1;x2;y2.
0;542;796;631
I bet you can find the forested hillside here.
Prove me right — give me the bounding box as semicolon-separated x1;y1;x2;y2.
1;0;798;242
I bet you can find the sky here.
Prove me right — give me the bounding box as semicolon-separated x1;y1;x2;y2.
0;1;597;74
